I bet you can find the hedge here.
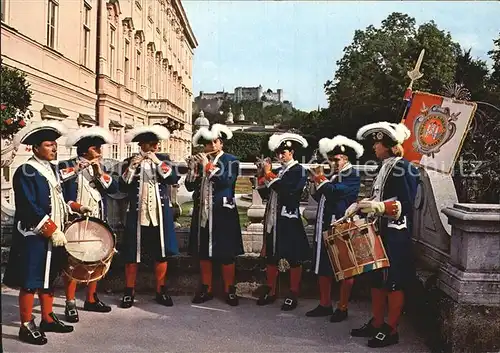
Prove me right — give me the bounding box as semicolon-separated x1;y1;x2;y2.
224;131;319;163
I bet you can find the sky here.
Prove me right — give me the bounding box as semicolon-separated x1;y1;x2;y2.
182;1;500;112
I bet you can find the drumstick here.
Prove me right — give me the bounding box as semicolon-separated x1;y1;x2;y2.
67;239;103;243
334;196;376;224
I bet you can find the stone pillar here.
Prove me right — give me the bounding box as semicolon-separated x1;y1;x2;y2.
245;177;265;254
436;203;500;351
246;177;265;232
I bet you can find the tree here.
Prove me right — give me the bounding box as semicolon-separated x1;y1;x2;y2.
320;13;461;145
452;49;489;100
488;32;500;88
0;62;33;139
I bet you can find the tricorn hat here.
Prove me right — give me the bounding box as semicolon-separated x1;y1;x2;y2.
193;123;233;146
318;135;364;161
14;120;67;146
356;121;410;147
124;124;170;143
268;132;308;152
65;126;114;148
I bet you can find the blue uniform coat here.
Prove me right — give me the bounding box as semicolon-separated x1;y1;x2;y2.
371;158;419;291
258;161;311;265
186;152;243;261
119;153;179;263
311;165;361;276
3;162;65;290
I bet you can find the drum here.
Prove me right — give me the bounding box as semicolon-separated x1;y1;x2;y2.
63;217;116;283
323;217;389;281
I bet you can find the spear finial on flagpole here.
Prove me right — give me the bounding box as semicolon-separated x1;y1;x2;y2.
401;49;425;122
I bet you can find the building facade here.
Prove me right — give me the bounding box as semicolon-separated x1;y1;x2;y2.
0;0;197;203
98;0;197;161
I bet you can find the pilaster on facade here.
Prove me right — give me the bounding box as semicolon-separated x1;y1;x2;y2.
98;0;197;161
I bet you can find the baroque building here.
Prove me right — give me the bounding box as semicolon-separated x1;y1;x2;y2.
99;0;197;161
0;0;197;203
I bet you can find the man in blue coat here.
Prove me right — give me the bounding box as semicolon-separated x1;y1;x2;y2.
118;125;180;308
305;135;363;322
58;126;119;322
3;121;85;345
186;124;244;306
347;122;419;348
256;133;311;311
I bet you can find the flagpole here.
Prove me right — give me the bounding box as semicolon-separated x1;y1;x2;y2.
400;49;425;123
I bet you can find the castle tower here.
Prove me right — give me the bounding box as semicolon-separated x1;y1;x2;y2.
257;84;263;102
225;106;234;124
277;89;283;102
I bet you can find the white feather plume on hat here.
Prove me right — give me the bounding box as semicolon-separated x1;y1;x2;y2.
192;123;233;146
64;126;114;147
124;124;170;143
318;135;364;159
268;132;308;152
356;121;411;144
14;120;67;147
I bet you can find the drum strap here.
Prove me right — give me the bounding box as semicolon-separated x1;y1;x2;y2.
314;195;326;274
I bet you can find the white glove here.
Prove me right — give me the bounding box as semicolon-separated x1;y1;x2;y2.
344;203;359;218
358;200;385;215
79;205;93;215
51;230;67;247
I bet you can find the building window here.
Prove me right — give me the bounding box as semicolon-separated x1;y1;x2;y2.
46;0;58;49
147;56;153;97
109;26;116;79
124;40;130;87
136;50;141;93
111;144;118;159
126;144;132;157
83;3;91;66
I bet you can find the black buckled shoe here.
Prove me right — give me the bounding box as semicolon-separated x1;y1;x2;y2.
84;294;112;313
40;313;74;333
120;287;135;309
306;305;333;317
192;285;213;304
64;300;79;323
350;318;378;337
156;286;174;307
330;308;348;322
281;292;298;311
19;319;47;345
367;323;399;348
256;285;276;306
226;286;239;306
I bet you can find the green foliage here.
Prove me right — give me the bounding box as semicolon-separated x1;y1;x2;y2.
223;132;272;162
223;131;318;163
0;63;33;138
321;13;461;143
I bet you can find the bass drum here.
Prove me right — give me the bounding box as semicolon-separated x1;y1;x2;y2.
63;217;116;283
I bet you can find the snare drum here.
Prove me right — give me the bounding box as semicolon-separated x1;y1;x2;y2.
63;217;116;283
323;217;389;281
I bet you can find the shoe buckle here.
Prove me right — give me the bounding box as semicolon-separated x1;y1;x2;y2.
284;298;293;306
31;330;42;339
68;309;78;316
229;294;236;300
375;332;386;341
123;296;132;302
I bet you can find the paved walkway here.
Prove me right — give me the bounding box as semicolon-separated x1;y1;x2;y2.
2;287;429;352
